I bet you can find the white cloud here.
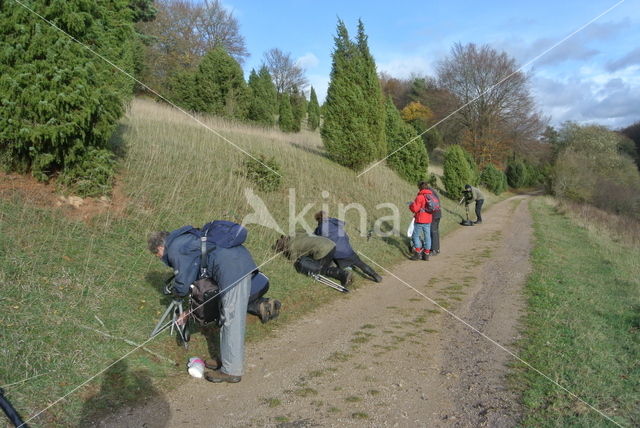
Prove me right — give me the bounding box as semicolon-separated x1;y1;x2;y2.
295;53;319;70
377;55;435;79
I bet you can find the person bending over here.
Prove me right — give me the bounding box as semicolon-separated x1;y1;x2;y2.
148;226;268;383
463;184;485;224
273;232;354;287
313;211;382;282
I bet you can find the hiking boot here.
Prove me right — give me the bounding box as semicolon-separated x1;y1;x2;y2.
204;370;241;383
411;249;422;260
372;273;383;283
422;251;430;261
430;250;439;256
474;219;482;224
324;266;353;288
340;269;354;288
268;299;281;321
204;358;221;370
257;300;271;324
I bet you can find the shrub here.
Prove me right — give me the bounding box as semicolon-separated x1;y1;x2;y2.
0;1;137;192
506;158;528;188
384;97;428;183
463;149;480;185
58;148;116;197
442;145;473;200
241;154;282;192
480;164;507;195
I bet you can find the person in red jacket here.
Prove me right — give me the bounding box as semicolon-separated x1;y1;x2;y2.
409;181;433;261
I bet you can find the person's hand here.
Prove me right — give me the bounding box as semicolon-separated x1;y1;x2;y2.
176;311;189;326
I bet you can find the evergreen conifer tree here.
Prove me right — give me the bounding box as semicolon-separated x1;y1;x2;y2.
0;0;139;194
321;19;376;170
290;86;307;132
247;66;277;126
175;46;248;119
307;86;321;130
384;97;428;183
278;94;295;133
356;20;386;158
442;144;474;200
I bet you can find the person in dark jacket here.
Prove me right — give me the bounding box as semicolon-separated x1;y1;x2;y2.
274;232;354;287
313;211;382;282
427;187;441;255
409;182;433;260
463;184;485;224
148;226;270;383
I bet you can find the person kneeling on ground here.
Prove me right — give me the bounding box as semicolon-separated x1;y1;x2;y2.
463;184;485;224
148;226;278;384
273;233;354;287
409;181;434;261
313;211;382;282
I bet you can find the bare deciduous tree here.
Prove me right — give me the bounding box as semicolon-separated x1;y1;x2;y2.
437;42;546;167
263;48;308;95
137;0;248;92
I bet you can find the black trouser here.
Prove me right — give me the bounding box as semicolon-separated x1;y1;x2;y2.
475;199;484;222
335;254;379;279
430;215;441;252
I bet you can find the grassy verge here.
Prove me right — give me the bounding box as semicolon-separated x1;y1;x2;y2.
516;198;639;427
0;98;503;427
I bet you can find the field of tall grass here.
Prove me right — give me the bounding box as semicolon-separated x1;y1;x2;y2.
0;98;496;426
516;198;639;427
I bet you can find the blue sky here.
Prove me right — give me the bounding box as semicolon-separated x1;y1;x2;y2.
221;0;639;129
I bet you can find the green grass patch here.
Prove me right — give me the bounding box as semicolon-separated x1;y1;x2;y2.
345;396;362;402
293;387;318;397
515;199;639;427
351;412;369;419
261;397;281;408
368;389;380;396
360;323;376;329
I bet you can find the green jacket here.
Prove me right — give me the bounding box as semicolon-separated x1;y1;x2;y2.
466;186;485;204
288;232;335;260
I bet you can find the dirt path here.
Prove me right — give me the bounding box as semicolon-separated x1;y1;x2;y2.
100;195;533;427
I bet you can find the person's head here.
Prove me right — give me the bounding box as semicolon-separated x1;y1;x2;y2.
418;181;429;190
273;235;291;254
314;210;327;223
147;231;169;258
464;184;472;193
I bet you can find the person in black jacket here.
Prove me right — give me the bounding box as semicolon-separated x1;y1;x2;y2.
427;186;442;255
314;211;382;282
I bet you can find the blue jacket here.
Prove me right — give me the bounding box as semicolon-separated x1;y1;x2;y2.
161;226;257;297
314;218;355;260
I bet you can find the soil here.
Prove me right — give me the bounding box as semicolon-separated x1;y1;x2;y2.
0;172;127;221
98;195;533;428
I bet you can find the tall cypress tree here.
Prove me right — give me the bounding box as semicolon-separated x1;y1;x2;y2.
0;0;138;192
307;86;320;130
442;144;474;200
247;66;277;126
290;86;307;132
278;93;295;133
321;19;375;170
356;20;386;159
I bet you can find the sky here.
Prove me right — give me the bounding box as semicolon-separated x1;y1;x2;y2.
219;0;639;129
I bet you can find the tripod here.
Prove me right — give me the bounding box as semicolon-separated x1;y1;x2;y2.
311;273;350;293
150;298;191;349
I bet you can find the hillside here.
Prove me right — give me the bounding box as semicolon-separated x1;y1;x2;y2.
0;97;492;426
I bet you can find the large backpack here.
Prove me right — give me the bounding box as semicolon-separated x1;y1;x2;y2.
188;220;248;326
421;192;441;214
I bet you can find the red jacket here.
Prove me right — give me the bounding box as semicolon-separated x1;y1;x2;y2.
409;189;433;224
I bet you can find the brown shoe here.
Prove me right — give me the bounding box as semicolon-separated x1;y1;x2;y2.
204;358;221;370
204;370;241;383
